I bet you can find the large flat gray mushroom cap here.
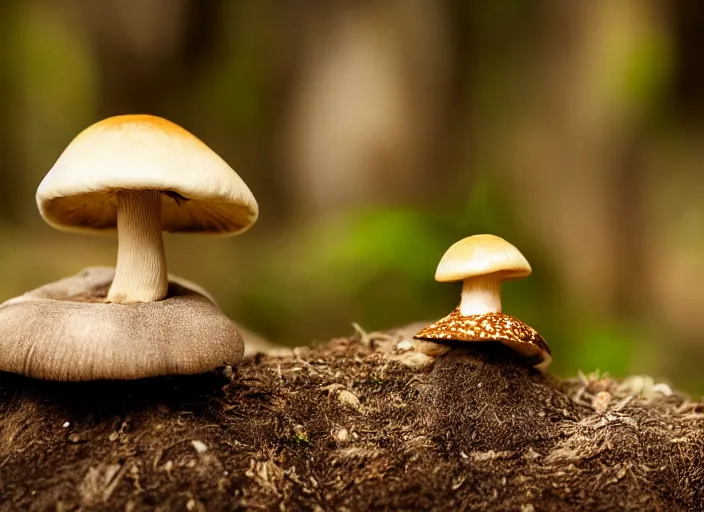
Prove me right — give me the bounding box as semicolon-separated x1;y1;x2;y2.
0;267;244;381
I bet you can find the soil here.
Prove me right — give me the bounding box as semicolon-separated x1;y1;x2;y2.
0;330;702;512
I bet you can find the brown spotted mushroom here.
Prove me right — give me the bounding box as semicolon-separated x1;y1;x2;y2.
0;115;257;381
414;234;551;370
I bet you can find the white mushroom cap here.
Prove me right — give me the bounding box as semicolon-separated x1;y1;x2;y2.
435;234;531;283
36;114;258;235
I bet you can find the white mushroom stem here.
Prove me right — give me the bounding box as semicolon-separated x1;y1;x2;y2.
459;274;503;316
107;190;168;303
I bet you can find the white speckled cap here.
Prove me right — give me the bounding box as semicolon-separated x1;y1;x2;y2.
36;114;258;235
435;234;531;283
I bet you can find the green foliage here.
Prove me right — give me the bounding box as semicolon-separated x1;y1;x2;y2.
622;30;673;114
12;3;96;132
571;321;639;377
369;374;387;387
292;431;310;446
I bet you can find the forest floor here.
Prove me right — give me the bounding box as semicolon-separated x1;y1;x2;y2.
0;328;702;511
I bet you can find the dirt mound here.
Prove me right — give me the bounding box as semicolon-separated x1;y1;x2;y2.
0;335;701;511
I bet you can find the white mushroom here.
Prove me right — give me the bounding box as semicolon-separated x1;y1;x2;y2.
434;234;532;316
37;114;258;304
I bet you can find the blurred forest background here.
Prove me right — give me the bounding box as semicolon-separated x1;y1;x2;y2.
0;0;702;392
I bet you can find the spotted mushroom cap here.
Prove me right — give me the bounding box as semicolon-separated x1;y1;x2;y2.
414;308;551;370
435;234;531;283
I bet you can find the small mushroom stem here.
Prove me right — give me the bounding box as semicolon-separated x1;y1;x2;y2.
458;274;502;316
107;190;168;303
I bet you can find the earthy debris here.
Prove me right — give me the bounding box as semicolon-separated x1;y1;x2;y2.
0;332;701;511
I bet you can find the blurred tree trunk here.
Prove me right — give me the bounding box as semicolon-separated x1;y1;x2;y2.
671;0;704;120
0;1;21;222
648;0;704;349
74;0;222;117
281;0;452;220
507;0;664;317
